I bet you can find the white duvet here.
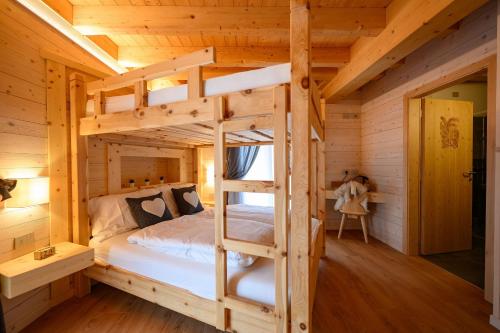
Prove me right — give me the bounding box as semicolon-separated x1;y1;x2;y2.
127;206;275;268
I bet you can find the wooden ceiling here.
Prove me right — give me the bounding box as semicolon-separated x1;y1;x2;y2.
44;0;391;84
43;0;488;101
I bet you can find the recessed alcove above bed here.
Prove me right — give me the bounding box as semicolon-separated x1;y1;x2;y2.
87;136;195;198
107;143;189;195
120;156;180;188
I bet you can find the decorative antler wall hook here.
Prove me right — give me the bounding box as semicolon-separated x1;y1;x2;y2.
0;179;17;202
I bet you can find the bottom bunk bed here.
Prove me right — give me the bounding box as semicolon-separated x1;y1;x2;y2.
84;187;324;332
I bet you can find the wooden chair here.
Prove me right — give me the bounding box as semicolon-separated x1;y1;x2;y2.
337;192;369;243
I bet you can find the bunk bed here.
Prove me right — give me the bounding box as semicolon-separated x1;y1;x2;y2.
69;47;326;333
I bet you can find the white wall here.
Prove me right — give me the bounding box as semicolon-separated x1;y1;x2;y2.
428;83;488;115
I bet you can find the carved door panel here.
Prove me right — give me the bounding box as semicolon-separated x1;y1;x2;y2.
421;98;473;255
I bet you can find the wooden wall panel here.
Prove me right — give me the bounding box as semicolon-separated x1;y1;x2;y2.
87;137;108;198
324;101;361;230
0;0;115;331
196;147;215;204
360;2;496;252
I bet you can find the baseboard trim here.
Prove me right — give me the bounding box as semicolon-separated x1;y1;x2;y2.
490;315;500;330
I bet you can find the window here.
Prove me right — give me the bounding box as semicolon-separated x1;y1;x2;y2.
242;145;274;206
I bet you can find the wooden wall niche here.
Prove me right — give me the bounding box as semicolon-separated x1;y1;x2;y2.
121;156;180;187
107;144;189;194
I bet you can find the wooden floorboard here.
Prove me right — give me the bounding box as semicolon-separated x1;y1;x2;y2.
22;231;494;333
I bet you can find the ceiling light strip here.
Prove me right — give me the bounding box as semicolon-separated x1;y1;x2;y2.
16;0;127;74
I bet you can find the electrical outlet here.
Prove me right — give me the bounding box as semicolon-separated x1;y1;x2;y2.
14;232;35;250
342;113;359;119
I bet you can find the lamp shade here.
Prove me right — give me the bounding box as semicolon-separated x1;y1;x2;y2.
205;162;214;187
6;177;49;208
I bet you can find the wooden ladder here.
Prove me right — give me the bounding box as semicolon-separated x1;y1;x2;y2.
213;86;289;333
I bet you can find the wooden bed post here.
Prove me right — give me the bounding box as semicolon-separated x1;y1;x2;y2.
134;81;148;109
318;99;326;257
69;72;91;297
273;85;289;333
290;0;312;332
311;141;318;218
188;66;203;98
317;140;326;257
213;96;228;331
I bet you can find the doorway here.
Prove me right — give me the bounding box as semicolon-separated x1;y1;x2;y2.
418;75;487;289
405;57;496;301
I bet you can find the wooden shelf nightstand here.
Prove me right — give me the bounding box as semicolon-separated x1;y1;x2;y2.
0;242;94;299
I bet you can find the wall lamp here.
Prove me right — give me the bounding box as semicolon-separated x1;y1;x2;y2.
1;177;49;208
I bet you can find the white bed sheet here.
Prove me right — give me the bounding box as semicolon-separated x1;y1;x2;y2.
86;63;291;115
92;206;321;306
94;230;278;305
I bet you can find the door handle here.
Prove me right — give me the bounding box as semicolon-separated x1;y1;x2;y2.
462;171;476;182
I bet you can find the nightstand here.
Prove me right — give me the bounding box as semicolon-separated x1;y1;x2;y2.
0;242;94;299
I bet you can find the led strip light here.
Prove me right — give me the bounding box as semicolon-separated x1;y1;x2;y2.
16;0;127;74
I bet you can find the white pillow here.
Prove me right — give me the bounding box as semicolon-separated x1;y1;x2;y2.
88;188;159;244
156;183;196;218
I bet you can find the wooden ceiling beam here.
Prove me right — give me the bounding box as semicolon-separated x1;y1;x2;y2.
87;47;215;94
119;46;349;68
148;67;336;83
87;36;119;60
42;0;73;23
41;0;120;62
321;0;488;102
72;6;385;38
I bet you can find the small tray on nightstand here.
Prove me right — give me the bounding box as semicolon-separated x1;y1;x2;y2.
0;242;94;299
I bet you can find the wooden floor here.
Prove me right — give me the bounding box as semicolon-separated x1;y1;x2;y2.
23;231;495;332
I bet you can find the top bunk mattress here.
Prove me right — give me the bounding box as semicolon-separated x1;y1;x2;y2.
86;63;291;115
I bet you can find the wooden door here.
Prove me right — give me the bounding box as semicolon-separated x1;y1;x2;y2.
421;98;473;255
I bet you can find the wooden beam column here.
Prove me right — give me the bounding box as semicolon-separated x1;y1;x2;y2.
317;140;326;257
69;72;91;297
47;60;71;245
213;97;228;331
46;59;74;305
273;85;289;333
290;0;312;332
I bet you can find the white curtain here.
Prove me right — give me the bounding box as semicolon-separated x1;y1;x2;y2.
242;145;274;207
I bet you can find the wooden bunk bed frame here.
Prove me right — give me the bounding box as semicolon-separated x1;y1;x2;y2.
69;6;324;332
